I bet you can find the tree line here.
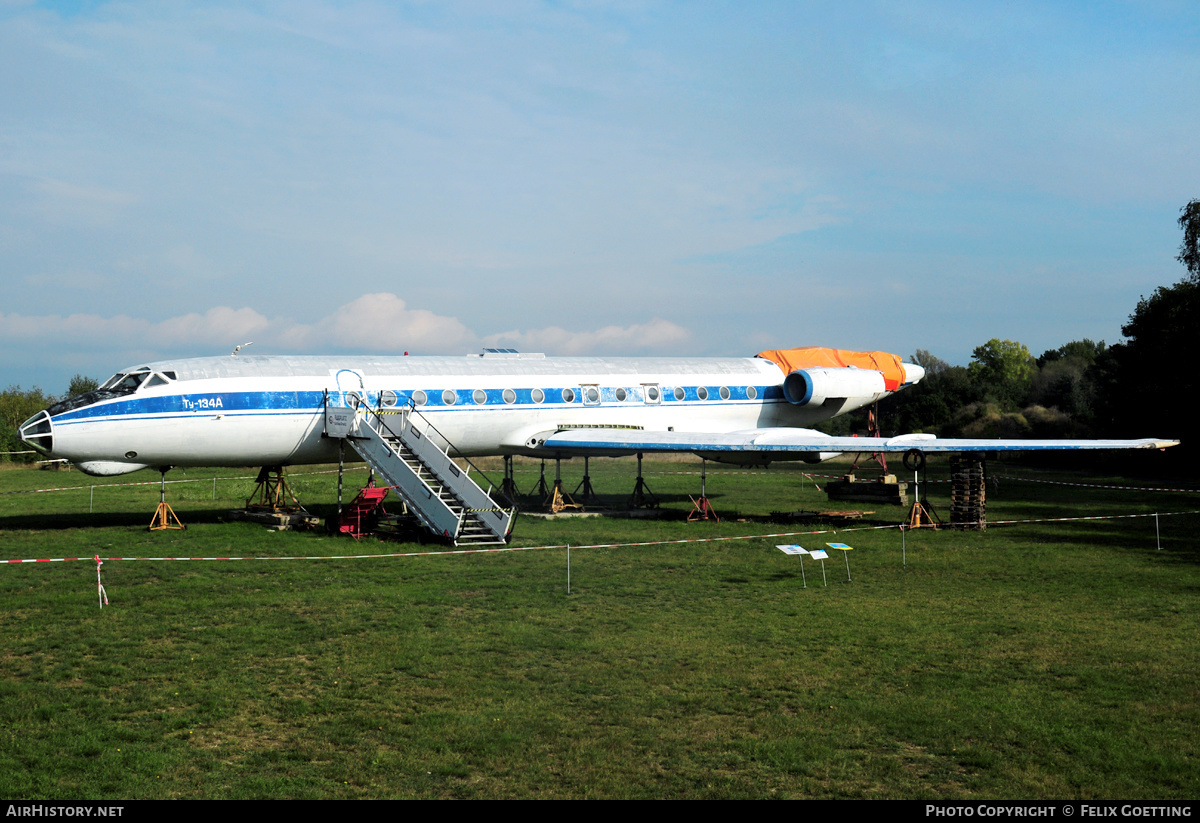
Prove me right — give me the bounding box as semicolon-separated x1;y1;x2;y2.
876;200;1198;471
0;375;97;463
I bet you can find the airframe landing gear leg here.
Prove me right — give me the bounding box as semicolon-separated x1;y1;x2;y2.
149;468;184;531
687;458;718;521
628;452;659;509
573;456;598;504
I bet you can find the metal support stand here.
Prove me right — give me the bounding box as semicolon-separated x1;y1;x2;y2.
532;460;550;499
149;469;184;531
687;458;718;521
573;456;598;504
627;452;659;509
545;458;580;513
337;440;345;520
500;455;520;504
907;499;938;528
848;403;889;475
246;465;306;513
904;450;940;529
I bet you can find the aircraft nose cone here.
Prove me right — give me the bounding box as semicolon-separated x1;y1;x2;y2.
903;363;926;385
18;409;54;456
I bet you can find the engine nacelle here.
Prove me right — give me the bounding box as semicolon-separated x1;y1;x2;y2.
782;367;886;407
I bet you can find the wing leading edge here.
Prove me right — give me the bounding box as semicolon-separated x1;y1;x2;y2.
538;428;1179;458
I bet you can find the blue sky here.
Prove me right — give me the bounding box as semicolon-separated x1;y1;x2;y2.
2;0;1197;392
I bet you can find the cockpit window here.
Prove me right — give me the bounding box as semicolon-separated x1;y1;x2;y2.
101;369;152;392
115;373;149;391
144;374;169;388
48;368;155;416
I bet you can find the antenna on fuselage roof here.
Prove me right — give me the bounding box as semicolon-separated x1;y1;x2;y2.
231;342;254;357
475;348;545;359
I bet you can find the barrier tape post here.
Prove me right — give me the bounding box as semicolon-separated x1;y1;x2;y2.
94;555;109;609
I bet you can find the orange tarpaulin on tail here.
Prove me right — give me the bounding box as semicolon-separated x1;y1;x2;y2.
756;347;907;392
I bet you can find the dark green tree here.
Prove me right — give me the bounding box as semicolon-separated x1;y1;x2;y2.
883;351;978;436
1106;278;1199;435
1030;339;1106;426
1177;199;1200;282
67;374;99;397
1091;201;1199;469
0;385;54;463
967;338;1036;410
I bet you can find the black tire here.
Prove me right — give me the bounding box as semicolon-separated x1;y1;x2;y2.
903;449;926;472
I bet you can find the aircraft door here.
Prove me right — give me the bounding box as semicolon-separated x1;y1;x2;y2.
318;369;366;446
328;369;366;410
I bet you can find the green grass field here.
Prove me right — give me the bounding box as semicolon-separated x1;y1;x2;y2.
1;457;1197;799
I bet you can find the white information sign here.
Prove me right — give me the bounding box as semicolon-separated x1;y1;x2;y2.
325;409;355;438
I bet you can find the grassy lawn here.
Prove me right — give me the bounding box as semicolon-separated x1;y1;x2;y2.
0;457;1196;798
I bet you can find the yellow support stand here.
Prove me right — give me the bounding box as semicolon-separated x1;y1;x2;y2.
149;471;185;531
150;500;185;531
544;459;582;513
907;499;938;529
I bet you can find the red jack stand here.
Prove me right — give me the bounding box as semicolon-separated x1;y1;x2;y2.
687;459;719;522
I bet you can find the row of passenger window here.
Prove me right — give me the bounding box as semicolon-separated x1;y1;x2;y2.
370;385;763;407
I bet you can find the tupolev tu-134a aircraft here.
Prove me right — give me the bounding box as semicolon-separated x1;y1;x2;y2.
19;345;1178;477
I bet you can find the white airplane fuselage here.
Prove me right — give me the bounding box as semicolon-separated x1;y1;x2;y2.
20;350;923;476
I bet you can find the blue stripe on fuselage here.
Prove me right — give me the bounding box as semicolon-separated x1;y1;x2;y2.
50;385;784;423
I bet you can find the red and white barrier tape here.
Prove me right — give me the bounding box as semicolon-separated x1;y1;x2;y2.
4;509;1197;565
995;475;1199;493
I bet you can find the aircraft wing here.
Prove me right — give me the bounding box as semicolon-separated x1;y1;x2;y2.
538;428;1179;457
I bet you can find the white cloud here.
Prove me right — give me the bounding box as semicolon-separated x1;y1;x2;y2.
28;178;138;226
484;317;691;355
0;310;150;343
0;295;696;364
277;293;475;353
146;306;272;348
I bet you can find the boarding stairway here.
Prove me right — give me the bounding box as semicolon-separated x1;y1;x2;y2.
333;402;515;546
